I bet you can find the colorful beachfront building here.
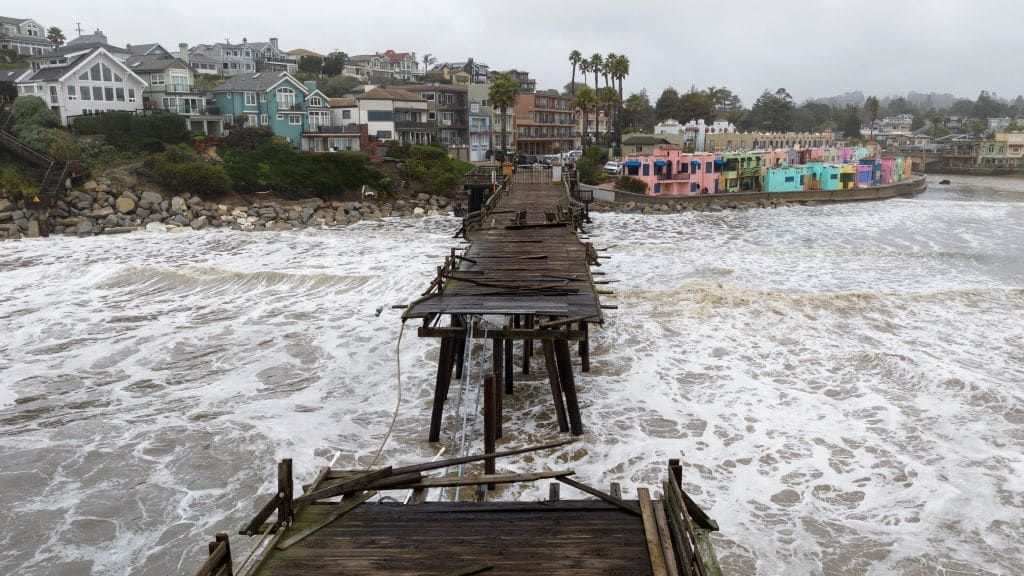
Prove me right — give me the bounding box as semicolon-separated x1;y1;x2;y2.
622;146;718;195
622;145;913;196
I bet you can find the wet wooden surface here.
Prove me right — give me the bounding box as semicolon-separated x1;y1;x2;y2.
252;501;652;576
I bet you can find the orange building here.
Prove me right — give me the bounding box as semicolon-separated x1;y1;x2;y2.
514;92;574;155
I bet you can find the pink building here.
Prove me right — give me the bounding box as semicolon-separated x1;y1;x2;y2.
836;147;857;164
622;146;718;195
880;157;896;184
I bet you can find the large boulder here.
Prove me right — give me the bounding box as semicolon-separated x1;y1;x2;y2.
413;206;425;217
139;191;163;207
170;196;187;213
91;206;114;217
26;220;40;238
115;196;136;214
75;220;94;236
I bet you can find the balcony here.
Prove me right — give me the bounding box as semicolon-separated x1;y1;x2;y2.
159;104;219;116
277;103;303;111
657;173;689;181
165;84;202;94
738;166;760;177
307;124;362;134
395;120;434;131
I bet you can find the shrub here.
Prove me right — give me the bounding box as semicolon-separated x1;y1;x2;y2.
614;175;648;194
0;165;38;201
399;145;468;195
10;96;58;137
143;145;231;196
220;127;274;153
47;130;80;161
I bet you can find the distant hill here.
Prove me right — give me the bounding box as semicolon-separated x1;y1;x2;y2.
810;91;864;107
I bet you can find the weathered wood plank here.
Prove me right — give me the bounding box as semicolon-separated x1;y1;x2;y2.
274;491;376;551
638;488;669;576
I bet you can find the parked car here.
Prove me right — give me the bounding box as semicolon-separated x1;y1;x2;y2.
516;154;539;166
541;154;562;165
566;149;583;162
603;160;623;174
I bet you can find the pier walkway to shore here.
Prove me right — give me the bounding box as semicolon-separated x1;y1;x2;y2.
403;168;609;439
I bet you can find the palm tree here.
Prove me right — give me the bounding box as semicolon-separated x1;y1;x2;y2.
589;54;603;141
46;27;65;48
598;87;619;146
569;50;582;136
489;73;520;161
422;53;437;73
574;85;597;148
930;114;943;139
608;54;630;149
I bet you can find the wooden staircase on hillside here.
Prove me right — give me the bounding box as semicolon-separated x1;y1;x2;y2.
0;102;71;205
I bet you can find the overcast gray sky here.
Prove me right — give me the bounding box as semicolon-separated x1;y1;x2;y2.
32;0;1021;106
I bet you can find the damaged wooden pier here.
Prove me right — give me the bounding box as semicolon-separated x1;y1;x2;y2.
192;441;722;576
403;168;609;439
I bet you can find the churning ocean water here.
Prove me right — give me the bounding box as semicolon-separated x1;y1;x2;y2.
0;174;1022;575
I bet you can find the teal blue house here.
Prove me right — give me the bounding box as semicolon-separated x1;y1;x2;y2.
765;166;812;192
805;162;841;190
210;72;331;145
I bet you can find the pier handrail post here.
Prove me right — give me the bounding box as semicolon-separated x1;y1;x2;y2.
277;459;293;528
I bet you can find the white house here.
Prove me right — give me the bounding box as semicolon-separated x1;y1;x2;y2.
0;16;50;56
345;50;422;81
16;43;147;125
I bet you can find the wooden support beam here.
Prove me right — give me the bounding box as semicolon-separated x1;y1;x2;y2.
503;335;514;395
492;339;503;439
239;493;281;536
579;321;590;373
395;470;572;490
638;488;669;576
670;464;719;531
293;466;394;506
555;475;641;516
428;336;455;442
542;340;570;433
277;459;293;527
522;314;533;374
610;482;622;499
384;438;576;477
654;500;682;576
483;374;497;488
548;482;560;501
195;533;231;576
554;339;584;436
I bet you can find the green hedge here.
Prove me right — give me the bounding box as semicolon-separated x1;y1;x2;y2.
614;175;647;194
73;112;190;151
222;139;387;199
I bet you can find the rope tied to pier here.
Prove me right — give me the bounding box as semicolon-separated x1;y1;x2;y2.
367;321;406;470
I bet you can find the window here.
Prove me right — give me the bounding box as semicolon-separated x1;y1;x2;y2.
49;85;58;104
79;72;88;81
276;114;283;120
102;65;112;82
260;92;267;102
224;113;234;125
104;87;114;101
341;109;351;119
244;49;251;58
92;86;103;100
151;74;165;85
67;85;77;100
642;164;650;176
90;63;101;81
222;63;229;70
244;63;253;71
261;114;268;125
705;162;712;173
115;87;124;101
423;92;435;101
114;73;123;83
276;87;295;109
245;91;257;105
80;86;91;100
128;89;136;102
441;112;453;125
376;130;392;139
288;115;301;125
428;112;436;120
367;110;393;122
784;176;795;182
309;96;322;107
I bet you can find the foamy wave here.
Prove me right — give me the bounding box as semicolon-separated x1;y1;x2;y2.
97;266;374;295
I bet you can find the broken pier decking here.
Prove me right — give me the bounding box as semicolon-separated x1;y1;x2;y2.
403;175;607;439
192;445;722;576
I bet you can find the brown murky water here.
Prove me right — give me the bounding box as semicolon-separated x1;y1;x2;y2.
1;175;1022;575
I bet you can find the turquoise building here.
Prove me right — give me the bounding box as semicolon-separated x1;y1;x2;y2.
210;72;331;145
805;162;841;190
765;166;813;192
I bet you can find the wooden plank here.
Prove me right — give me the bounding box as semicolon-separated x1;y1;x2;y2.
239;493;281;536
385;438;576;477
274;491;376;551
483;374;497;486
439;563;493;576
542;340;570;433
555;475;641;516
654;499;682;576
387;470;572;490
638;488;669;576
293;466;393;506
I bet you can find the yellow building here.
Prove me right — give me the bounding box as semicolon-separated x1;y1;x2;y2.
995;132;1024;157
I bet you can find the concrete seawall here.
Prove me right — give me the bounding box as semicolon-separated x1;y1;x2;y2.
587;175;928;207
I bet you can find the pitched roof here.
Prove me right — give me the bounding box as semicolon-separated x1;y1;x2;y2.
211;71;304;93
357;88;425;101
0;68;29;82
622;135;671;145
328;97;357;107
128;43;166;56
127;54;188;72
392;84;467;93
288;48;323;58
0;16;32;25
49;42;129;56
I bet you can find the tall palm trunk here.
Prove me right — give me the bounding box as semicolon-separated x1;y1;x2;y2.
593;70;600;145
500;105;508;160
570;64;577;145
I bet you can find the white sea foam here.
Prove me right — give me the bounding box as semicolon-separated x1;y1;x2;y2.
0;180;1022;575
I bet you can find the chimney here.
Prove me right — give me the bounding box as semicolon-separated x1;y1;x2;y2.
179;43;189;64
